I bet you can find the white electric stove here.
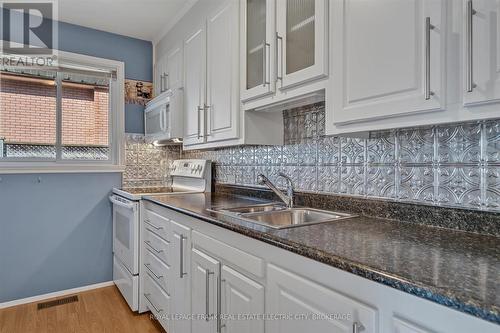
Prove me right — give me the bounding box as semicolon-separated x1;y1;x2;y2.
109;159;211;311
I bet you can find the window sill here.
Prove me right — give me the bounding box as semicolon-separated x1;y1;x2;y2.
0;164;126;174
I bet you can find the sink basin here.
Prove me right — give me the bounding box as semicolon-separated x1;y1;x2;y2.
222;203;287;214
211;205;356;229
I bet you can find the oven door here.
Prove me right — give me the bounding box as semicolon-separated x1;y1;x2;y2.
110;194;139;275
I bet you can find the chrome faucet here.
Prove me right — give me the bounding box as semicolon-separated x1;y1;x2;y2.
257;173;295;208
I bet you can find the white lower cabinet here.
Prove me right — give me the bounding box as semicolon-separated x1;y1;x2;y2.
171;220;192;333
142;202;499;333
191;249;220;333
221;265;265;333
190;248;265;333
266;264;377;333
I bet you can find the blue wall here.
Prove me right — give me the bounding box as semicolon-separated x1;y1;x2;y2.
0;173;121;302
0;11;152;302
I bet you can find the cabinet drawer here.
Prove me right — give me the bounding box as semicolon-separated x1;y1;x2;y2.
144;228;169;265
144;247;171;294
192;230;264;278
144;273;170;329
144;209;170;241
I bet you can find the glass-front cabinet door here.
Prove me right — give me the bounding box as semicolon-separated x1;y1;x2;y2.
276;0;328;90
241;0;276;102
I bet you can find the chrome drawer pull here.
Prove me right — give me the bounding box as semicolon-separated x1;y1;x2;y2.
145;263;163;280
145;241;163;254
144;293;163;313
145;220;163;230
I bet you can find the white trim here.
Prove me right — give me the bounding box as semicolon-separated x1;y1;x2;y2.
0;281;114;309
0;164;125;174
152;0;199;45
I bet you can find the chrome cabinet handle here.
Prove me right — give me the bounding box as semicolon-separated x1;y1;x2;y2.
276;33;283;86
164;73;169;91
144;293;163;313
424;17;435;100
145;263;163;280
466;0;476;92
179;235;187;278
204;104;212;137
159;74;164;93
145;241;163;254
197;106;204;139
145;220;163;230
353;322;365;333
205;269;214;321
262;40;271;87
217;274;225;332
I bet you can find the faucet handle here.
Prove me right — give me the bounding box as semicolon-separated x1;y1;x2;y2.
256;174;266;185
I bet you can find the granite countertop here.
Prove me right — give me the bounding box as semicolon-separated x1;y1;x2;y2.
143;192;500;324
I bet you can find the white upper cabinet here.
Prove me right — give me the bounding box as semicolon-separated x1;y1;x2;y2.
154;55;168;96
241;0;276;102
166;45;183;90
206;0;240;142
276;0;328;90
183;0;241;147
331;0;446;125
463;0;500;106
183;26;206;146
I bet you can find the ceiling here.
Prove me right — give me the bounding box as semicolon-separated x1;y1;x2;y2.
57;0;198;42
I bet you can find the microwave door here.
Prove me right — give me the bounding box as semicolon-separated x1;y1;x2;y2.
145;107;163;136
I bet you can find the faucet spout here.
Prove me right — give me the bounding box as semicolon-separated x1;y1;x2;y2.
257;173;295;208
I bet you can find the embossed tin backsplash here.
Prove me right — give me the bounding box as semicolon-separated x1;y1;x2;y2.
124;134;181;188
184;102;500;212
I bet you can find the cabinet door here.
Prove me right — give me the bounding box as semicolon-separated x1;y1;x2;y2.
276;0;328;90
266;264;378;333
241;0;276;102
191;249;220;333
171;220;192;333
167;45;183;90
221;265;265;333
206;0;240;142
183;26;206;146
463;0;500;106
332;0;445;125
154;55;167;96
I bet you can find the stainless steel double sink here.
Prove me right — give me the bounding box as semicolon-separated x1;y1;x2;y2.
210;203;356;229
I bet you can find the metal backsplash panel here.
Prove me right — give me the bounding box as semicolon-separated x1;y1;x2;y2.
184;103;500;212
123;134;181;188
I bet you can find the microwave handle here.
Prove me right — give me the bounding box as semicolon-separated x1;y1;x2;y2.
109;195;136;210
160;106;167;132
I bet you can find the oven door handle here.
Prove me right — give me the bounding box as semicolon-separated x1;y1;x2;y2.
109;195;136;211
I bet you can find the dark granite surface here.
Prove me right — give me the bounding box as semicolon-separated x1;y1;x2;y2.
143;192;500;324
216;184;500;237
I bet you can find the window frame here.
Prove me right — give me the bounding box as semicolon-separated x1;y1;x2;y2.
0;45;125;174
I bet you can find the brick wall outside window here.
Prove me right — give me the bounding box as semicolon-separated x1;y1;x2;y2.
0;75;109;146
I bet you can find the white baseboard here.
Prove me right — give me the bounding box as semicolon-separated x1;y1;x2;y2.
0;281;114;309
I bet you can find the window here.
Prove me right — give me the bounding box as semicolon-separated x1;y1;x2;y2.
0;51;124;172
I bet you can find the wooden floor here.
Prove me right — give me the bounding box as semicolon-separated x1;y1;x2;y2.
0;286;165;333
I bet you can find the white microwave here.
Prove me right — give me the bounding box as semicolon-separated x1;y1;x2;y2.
144;88;183;144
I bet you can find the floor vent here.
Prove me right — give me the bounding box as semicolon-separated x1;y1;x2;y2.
37;295;78;310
